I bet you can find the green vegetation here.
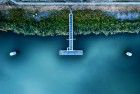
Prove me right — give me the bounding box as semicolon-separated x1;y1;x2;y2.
74;10;140;35
0;8;140;36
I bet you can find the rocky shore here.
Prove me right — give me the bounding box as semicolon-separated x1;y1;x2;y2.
1;2;140;36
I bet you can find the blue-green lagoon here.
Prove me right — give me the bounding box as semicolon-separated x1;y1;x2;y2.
0;32;140;94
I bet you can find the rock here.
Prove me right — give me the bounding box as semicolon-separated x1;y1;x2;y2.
9;51;17;56
126;52;132;57
0;0;9;3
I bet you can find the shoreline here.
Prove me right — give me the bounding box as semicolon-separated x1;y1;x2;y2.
1;4;140;36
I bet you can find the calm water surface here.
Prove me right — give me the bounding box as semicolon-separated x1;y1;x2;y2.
0;32;140;94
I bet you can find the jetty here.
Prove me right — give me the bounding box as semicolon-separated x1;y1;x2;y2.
59;8;83;55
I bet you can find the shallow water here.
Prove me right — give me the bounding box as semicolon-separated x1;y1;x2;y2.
0;32;140;94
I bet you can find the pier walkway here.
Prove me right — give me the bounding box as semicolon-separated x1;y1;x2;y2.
59;8;83;55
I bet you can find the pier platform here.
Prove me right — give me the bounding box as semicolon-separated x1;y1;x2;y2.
59;50;83;55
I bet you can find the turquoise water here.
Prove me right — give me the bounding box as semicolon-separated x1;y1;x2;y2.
0;32;140;94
